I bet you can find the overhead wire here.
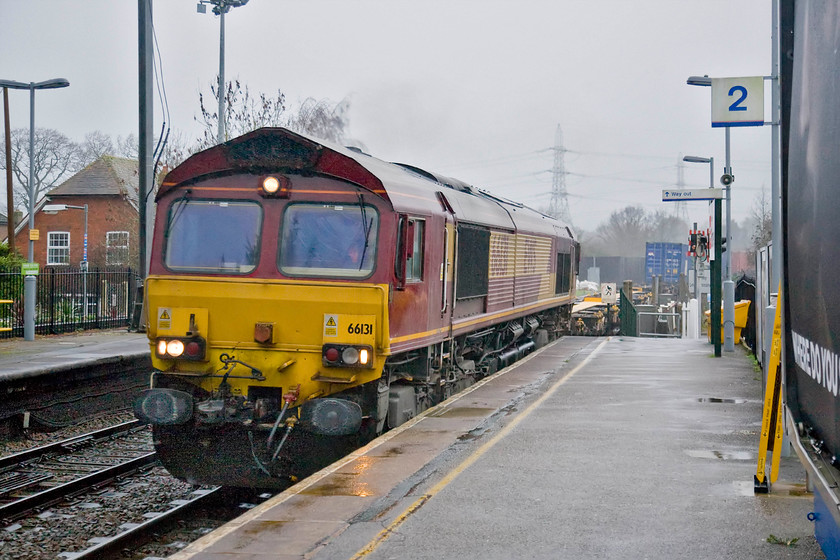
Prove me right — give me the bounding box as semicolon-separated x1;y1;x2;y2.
148;10;171;202
435;148;552;172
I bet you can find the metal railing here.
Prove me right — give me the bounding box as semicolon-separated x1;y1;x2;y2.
619;288;637;336
636;311;682;338
0;266;137;338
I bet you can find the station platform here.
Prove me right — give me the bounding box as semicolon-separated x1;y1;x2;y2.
170;336;824;560
0;328;148;381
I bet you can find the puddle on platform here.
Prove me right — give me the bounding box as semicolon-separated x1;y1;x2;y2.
300;478;375;497
685;449;753;460
381;446;405;457
767;481;811;497
696;397;747;404
430;407;495;418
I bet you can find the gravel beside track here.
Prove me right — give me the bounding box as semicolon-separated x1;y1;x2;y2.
0;409;139;457
0;410;217;559
0;465;202;559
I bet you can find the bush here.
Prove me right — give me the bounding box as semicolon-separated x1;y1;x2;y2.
0;243;24;268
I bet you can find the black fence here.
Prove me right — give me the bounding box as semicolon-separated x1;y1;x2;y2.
0;266;138;339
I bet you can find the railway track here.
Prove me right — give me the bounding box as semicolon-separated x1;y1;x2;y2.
0;418;278;559
0;420;157;521
63;485;224;560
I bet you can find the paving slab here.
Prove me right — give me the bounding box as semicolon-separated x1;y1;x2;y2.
0;329;149;380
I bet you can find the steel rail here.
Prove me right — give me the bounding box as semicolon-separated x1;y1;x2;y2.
62;486;223;560
0;451;158;520
0;419;143;470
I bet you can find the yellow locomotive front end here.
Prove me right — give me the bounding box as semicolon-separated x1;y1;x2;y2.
137;275;391;487
145;276;388;404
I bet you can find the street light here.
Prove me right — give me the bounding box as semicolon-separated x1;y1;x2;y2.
197;0;249;144
43;203;88;322
0;78;70;341
686;75;712;87
686;74;735;353
683;155;715;342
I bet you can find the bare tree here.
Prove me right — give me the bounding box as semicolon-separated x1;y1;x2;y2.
750;188;772;252
196;78;350;149
582;205;688;257
80;130;115;165
648;210;689;242
155;130;196;177
286;97;349;143
0;127;83;211
594;206;651;256
197;78;286;150
116;133;139;159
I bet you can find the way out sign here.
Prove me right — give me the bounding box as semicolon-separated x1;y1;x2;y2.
711;76;764;127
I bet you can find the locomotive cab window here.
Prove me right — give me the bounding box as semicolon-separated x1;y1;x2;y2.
406;220;424;280
279;203;378;278
395;217;425;287
164;200;261;274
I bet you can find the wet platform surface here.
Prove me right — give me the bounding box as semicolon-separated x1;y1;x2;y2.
171;336;824;560
0;329;148;380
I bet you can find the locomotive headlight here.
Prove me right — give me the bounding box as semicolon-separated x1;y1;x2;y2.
167;339;185;357
260;175;291;198
155;336;207;361
342;346;360;365
262;176;280;194
359;348;370;365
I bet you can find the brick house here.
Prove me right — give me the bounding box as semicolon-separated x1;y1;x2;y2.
12;156;140;269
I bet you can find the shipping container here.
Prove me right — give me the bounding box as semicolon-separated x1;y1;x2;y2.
644;242;688;285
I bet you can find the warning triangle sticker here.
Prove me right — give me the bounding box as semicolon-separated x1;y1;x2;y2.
326;317;337;327
159;310;171;320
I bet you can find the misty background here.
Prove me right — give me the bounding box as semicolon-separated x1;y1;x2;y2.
0;0;774;261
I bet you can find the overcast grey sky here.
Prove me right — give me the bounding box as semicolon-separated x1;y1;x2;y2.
1;0;772;233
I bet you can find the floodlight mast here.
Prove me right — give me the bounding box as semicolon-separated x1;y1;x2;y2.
197;0;249;145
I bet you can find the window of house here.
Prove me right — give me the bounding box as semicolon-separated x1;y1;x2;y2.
107;231;130;265
48;232;70;265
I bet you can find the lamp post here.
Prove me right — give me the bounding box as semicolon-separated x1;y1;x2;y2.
0;78;70;341
44;203;88;320
686;75;735;352
683;155;715;343
197;0;249;144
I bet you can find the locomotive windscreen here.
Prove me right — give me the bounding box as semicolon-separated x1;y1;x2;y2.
164;200;261;274
784;0;840;460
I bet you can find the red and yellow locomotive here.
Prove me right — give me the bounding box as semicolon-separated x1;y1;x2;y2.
134;127;578;488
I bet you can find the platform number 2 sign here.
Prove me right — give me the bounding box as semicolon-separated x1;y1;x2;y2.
711;76;764;128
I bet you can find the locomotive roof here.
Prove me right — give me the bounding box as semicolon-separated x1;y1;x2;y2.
160;127;574;239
